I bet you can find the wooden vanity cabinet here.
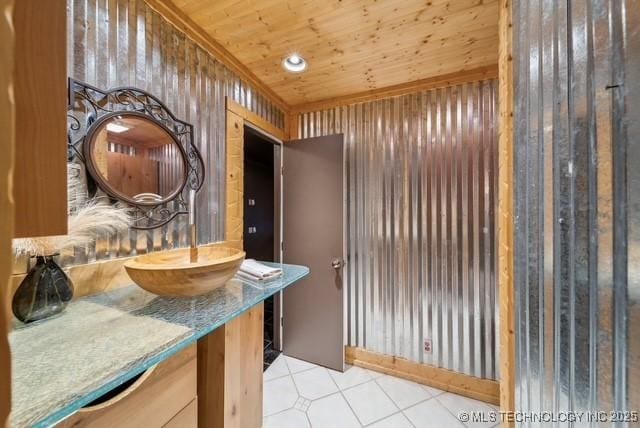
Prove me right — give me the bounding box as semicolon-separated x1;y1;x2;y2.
57;345;197;428
54;303;264;428
197;303;264;428
13;0;68;238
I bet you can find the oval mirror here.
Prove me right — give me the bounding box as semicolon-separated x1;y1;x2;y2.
84;113;188;206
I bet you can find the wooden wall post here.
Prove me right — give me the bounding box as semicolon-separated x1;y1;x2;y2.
197;304;264;428
498;0;515;426
197;98;277;428
225;109;244;250
0;0;15;423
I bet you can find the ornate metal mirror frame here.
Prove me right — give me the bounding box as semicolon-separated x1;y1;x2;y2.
67;78;205;229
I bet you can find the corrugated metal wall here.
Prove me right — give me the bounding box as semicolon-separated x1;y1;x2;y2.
513;0;639;423
297;79;499;380
64;0;284;266
149;143;183;197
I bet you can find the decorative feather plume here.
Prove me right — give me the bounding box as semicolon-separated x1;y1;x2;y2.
12;199;131;257
55;199;131;250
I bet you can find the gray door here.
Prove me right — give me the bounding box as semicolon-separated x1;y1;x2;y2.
282;134;344;371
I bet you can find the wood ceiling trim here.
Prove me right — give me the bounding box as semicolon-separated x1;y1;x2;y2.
144;0;290;113
290;64;499;114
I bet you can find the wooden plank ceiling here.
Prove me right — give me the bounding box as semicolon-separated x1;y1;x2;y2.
169;0;499;107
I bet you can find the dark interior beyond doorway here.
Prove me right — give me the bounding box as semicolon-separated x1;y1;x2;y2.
242;127;279;369
243;129;275;262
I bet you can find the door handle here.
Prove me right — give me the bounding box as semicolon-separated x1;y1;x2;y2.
331;258;343;269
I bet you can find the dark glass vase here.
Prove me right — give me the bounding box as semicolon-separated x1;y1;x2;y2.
12;255;74;323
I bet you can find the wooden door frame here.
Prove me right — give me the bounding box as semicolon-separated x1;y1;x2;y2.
224;97;286;349
224;97;286;246
223;97;286;269
224;97;286;249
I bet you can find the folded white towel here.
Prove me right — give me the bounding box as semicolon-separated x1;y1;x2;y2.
236;270;275;282
238;259;282;281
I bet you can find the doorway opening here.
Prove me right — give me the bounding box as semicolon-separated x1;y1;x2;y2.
242;125;282;369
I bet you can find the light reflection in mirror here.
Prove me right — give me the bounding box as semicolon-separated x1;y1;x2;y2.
89;115;186;203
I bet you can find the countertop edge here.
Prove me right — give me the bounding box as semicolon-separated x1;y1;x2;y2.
29;265;309;428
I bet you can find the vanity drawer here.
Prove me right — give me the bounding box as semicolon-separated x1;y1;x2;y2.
57;345;197;428
164;399;197;427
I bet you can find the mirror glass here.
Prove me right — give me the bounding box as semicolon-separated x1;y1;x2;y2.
88;115;186;204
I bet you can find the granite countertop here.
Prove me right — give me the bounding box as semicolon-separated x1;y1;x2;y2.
9;263;309;428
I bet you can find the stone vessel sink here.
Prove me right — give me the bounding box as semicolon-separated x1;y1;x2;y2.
124;246;245;297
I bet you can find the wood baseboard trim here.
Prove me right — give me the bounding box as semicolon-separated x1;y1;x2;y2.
345;347;500;406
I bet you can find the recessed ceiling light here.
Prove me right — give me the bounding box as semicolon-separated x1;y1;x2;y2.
106;123;130;133
282;54;307;73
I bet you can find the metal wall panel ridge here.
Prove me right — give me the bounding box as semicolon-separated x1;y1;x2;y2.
64;0;284;266
513;0;639;424
298;79;499;380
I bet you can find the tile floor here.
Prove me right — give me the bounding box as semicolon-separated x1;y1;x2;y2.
263;355;499;428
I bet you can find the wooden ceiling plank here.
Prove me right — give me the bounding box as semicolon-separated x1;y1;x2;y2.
266;40;499;102
202;0;489;45
235;27;496;69
196;0;479;28
244;26;499;72
161;0;499;105
145;0;291;112
238;2;497;47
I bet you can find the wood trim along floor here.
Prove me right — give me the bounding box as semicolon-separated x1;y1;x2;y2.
345;346;500;406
